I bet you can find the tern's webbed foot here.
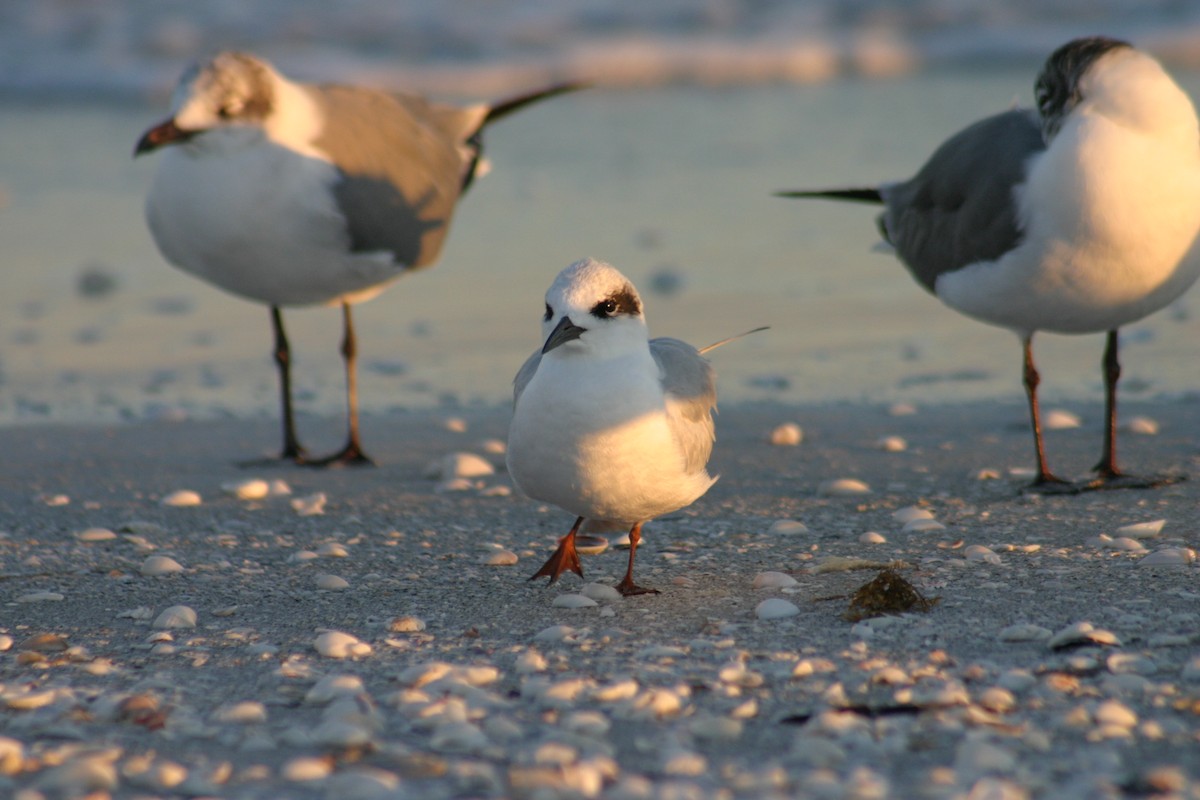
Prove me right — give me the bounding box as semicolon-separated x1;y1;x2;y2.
1079;472;1185;492
1022;473;1081;496
615;578;660;597
303;442;375;468
529;538;584;585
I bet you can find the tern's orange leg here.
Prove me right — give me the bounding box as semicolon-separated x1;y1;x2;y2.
615;522;660;596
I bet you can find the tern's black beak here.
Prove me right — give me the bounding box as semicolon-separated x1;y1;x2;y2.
134;119;197;157
542;316;587;354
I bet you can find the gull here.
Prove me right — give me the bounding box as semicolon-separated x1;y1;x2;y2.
507;258;722;596
779;37;1200;491
135;51;581;466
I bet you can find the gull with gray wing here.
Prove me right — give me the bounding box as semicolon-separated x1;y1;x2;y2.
136;51;581;466
780;37;1200;491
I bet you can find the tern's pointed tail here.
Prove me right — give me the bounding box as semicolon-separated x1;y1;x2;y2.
775;188;884;204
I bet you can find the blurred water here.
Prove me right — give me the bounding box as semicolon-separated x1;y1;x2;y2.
1;63;1199;425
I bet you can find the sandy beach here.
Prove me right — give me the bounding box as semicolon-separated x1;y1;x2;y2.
0;397;1198;798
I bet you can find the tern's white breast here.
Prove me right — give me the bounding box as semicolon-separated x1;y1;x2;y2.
507;349;715;525
146;139;405;307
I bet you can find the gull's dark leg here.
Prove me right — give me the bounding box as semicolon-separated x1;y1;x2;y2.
529;516;585;584
615;522;660;596
1022;335;1075;493
272;305;308;463
308;302;374;467
1093;329;1122;479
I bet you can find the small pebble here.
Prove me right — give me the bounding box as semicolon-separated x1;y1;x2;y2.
316;574;350;591
76;527;117;542
314;631;372;659
875;435;907;452
161;489;201;507
769;423;803;446
141;555;184;576
752;571;799;589
153;605;197;629
819;478;871;496
755;598;800;620
769;519;809;535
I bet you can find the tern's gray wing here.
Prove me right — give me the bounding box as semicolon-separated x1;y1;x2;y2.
308;85;484;270
650;337;716;474
512;350;542;408
882;108;1046;293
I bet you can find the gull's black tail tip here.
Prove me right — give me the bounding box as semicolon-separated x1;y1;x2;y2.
484;81;590;126
775;187;883;204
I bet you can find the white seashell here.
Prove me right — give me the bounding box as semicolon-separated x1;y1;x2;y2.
483;550;518;566
289;550;319;562
0;635;11;652
875;435;907;452
581;583;622;603
316;542;349;558
964;545;1001;564
891;506;934;523
769;519;809;535
552;593;598;609
0;736;25;775
662;748;707;776
213;701;267;724
888;402;917;416
268;479;293;496
755;598;800;620
690;715;743;741
819;478;871;496
859;531;887;544
1107;653;1157;676
282;756;333;782
998;624;1052;642
752;571;799;589
1123;416;1159;435
141;555;184;576
76;527;117;542
515;650;548;674
902;518;945;532
118;606;154;620
533;624;576;643
291;493;326;516
221;479;270;500
425;452;494;480
443;417;468;433
311;720;374;748
592;679;640;703
153;605;197;629
563;709;611;736
479;438;507;454
769;423;803;446
3;688;62;710
17;591;64;603
324;768;400;798
1107;537;1146;552
1138;548;1195;567
1048;621;1121;650
436;478;475;493
575;534;609;555
161;490;201;507
1043;409;1081;429
977;686;1016;713
1094;699;1137;728
306;675;365;705
430;721;488;753
1116;520;1166;539
316;574;350;591
314;631;372;659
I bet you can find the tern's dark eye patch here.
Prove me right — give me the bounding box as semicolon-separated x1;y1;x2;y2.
590;288;641;320
544;303;553;322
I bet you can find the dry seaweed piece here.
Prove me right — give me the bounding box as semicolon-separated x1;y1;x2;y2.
843;569;939;622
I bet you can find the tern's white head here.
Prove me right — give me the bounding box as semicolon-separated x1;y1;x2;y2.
135;52;285;156
539;259;648;359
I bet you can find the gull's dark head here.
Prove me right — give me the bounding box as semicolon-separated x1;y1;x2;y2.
135;51;278;157
539;258;647;356
1034;36;1131;140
